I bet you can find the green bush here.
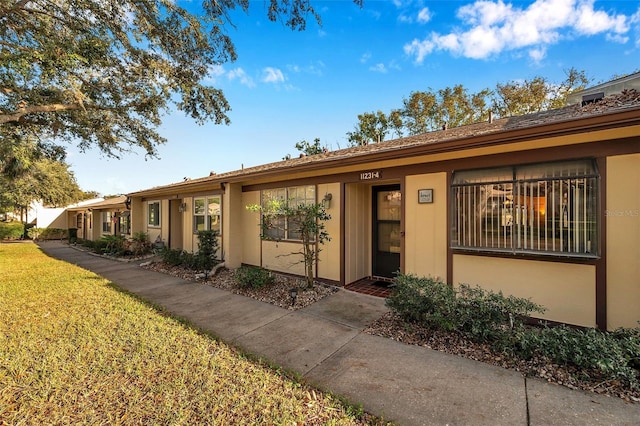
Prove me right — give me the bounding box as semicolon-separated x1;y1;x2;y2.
385;274;457;331
100;234;127;255
235;266;275;289
516;325;640;389
39;228;67;240
129;232;152;256
0;221;24;240
386;274;544;342
159;247;183;266
157;232;219;272
455;284;545;342
195;230;219;272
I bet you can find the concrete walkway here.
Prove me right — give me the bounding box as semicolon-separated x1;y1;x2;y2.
37;241;639;425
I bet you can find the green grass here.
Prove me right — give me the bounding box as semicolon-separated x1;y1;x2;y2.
0;242;365;424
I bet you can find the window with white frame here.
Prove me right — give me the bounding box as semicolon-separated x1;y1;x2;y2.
261;185;316;240
451;159;598;257
148;201;160;227
193;195;221;233
102;211;112;233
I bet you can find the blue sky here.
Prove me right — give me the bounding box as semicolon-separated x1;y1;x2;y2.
67;0;640;196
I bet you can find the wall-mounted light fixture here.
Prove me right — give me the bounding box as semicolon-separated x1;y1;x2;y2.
322;193;333;209
178;202;188;213
124;197;132;210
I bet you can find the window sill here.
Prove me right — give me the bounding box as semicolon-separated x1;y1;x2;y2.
451;247;600;264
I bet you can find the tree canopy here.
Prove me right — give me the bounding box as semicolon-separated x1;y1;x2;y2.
1;0;361;159
346;68;590;145
0;157;84;214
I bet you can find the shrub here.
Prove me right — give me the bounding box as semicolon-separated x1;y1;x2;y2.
27;227;42;240
100;234;127;256
160;247;185;266
195;230;219;272
455;284;545;342
516;325;640;390
235;266;275;289
385;274;457;331
129;232;152;256
386;274;544;342
40;228;67;240
0;221;24;240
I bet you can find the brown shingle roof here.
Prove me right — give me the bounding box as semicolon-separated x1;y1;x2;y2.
129;90;640;196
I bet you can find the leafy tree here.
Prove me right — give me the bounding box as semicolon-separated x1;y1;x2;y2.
387;109;404;139
295;137;326;156
0;0;362;160
401;90;438;135
346;110;389;146
348;69;589;139
492;68;590;117
0;157;83;219
248;200;330;289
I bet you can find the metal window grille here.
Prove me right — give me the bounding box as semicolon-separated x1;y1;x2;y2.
451;160;598;257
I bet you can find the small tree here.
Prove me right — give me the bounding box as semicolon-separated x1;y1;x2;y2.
196;230;220;272
248;200;330;288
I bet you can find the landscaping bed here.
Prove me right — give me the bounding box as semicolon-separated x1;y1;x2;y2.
142;262;338;310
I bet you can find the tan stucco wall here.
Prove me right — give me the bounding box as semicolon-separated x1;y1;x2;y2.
606;153;640;329
130;198;144;237
344;183;372;284
453;254;596;327
405;173;448;281
241;191;261;267
223;183;243;268
317;182;341;282
261;240;306;276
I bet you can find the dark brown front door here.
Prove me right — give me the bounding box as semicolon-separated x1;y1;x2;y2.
373;185;401;278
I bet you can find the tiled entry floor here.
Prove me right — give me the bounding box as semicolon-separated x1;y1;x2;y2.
344;278;394;298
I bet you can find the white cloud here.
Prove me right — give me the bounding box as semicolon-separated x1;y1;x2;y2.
360;52;372;63
574;0;627;35
227;67;255;88
417;7;432;23
369;63;388;73
262;67;285;83
287;61;325;76
606;33;629;44
405;0;635;62
528;46;547;62
404;38;435;63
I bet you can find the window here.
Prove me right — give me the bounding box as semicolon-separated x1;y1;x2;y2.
148;201;160;227
261;185;316;240
193;196;221;233
119;211;131;235
451;160;598;257
102;211;112;233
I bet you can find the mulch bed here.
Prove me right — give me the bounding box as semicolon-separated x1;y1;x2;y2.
141;262;337;310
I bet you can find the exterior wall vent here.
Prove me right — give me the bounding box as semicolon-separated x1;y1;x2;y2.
581;92;605;106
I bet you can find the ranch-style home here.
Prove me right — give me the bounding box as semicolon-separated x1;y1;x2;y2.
126;79;640;331
65;195;131;241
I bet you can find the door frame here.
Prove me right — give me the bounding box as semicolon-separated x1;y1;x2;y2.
372;184;402;279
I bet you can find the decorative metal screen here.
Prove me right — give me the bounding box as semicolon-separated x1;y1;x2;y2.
451;160;598;257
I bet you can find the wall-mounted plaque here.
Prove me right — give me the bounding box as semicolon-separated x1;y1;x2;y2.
418;188;433;204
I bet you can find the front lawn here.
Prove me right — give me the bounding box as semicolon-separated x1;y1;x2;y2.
0;242;367;424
